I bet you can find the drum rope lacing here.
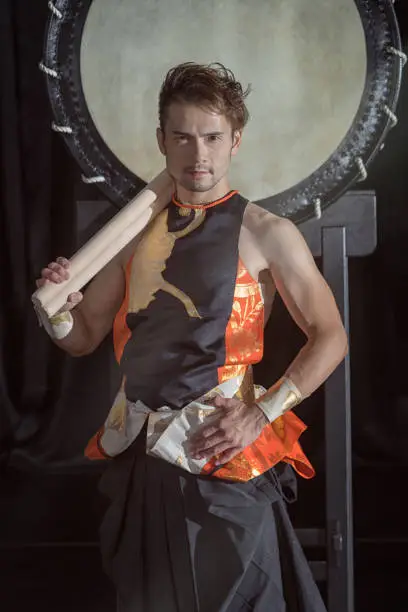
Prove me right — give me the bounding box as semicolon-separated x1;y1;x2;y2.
312;198;322;220
356;157;368;182
40;2;107;185
388;46;407;67
38;62;59;79
48;2;63;19
383;105;398;127
81;175;107;184
351;44;407;189
52;122;72;134
40;0;407;217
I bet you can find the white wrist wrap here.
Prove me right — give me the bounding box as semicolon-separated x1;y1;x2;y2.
256;377;302;423
36;308;74;340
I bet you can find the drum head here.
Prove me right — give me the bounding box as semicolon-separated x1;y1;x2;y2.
43;0;402;222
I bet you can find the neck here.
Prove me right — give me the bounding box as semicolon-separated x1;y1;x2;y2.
175;177;231;205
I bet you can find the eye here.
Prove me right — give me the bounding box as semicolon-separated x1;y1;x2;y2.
207;134;222;143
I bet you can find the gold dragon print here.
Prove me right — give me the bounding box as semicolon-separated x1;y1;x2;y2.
127;208;206;318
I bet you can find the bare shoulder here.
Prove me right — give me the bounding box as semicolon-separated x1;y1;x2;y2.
82;234;139;301
244;201;293;235
244;202;305;264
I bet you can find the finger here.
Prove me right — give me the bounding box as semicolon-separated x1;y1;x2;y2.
48;262;70;280
192;441;234;461
215;447;241;465
190;413;235;450
190;433;231;456
212;395;228;408
42;265;66;283
212;396;240;411
219;396;241;407
41;268;64;284
189;425;219;444
189;422;229;448
58;292;83;312
67;292;83;304
56;256;70;268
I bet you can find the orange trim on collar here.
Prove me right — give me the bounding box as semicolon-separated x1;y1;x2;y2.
172;190;238;211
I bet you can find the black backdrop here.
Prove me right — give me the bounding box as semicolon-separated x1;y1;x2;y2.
1;1;408;610
0;0;120;471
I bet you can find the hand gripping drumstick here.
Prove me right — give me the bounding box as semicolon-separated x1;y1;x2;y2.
31;170;173;319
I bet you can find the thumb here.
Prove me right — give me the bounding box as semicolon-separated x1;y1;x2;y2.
212;395;228;408
58;292;83;313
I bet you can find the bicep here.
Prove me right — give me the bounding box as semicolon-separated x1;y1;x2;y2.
78;258;126;348
266;220;343;337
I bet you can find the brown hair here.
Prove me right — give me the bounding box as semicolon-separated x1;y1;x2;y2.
158;62;251;132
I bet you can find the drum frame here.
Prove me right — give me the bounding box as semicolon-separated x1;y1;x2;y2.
42;0;404;223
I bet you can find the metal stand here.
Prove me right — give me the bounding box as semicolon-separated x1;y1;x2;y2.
297;190;377;612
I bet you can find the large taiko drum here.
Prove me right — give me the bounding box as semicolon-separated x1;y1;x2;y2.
41;0;403;223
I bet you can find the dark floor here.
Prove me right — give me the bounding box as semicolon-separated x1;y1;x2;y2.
1;547;115;612
1;466;407;612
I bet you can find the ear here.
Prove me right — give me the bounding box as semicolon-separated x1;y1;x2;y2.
156;127;166;155
231;130;242;157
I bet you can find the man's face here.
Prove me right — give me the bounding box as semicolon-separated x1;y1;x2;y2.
157;102;242;194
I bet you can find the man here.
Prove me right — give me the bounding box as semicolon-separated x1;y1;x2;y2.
37;63;347;611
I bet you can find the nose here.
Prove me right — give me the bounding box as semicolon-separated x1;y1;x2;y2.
191;137;209;163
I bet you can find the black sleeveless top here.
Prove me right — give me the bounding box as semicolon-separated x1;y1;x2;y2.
117;191;248;410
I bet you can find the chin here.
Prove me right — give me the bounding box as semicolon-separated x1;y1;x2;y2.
182;178;215;193
189;184;214;193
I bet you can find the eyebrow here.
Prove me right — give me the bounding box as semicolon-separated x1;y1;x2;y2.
171;130;224;137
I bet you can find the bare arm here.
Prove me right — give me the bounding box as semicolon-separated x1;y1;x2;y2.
262;216;348;397
37;255;126;357
188;212;349;465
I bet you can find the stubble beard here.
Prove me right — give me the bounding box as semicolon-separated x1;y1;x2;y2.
183;178;215;193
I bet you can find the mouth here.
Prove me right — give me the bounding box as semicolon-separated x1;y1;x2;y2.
187;169;210;178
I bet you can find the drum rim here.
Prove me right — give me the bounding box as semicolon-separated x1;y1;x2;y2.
43;0;403;223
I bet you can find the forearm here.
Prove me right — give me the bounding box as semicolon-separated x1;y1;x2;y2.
256;327;348;422
283;327;348;398
46;307;94;357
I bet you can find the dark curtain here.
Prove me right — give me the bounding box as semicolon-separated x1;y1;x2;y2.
0;0;118;473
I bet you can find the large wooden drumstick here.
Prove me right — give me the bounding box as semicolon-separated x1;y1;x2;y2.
32;170;173;318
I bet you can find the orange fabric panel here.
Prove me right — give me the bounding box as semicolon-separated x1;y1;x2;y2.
218;258;264;382
201;411;315;482
113;256;133;364
213;258;315;482
84;426;110;461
